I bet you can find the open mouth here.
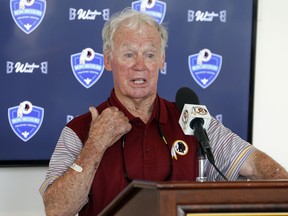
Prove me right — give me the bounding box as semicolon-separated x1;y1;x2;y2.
132;79;146;84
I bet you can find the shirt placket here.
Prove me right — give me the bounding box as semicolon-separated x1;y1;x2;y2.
143;125;153;179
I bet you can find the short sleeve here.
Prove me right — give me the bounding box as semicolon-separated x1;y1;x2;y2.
39;126;83;196
204;118;256;181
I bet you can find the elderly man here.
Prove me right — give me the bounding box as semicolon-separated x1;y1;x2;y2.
40;9;288;216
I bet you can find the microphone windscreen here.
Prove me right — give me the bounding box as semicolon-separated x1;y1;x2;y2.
175;87;199;111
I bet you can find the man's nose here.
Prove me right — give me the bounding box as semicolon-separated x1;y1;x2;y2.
134;55;146;69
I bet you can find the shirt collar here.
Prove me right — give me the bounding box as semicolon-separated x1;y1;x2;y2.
107;89;168;124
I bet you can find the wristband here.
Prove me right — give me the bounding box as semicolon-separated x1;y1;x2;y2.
70;163;83;172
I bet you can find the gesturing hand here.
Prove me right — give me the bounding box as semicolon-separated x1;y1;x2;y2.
88;106;132;150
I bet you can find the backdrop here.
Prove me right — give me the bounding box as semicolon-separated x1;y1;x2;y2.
0;0;257;165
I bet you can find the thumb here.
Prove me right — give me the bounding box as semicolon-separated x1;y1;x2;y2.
89;106;99;120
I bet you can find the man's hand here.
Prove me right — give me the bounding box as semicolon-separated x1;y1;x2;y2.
88;106;132;150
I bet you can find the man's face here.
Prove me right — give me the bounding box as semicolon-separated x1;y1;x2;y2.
104;24;165;102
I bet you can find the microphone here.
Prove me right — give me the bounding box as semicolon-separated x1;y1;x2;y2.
175;87;215;164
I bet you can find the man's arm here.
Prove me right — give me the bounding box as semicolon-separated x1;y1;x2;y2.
240;149;288;180
43;137;104;216
43;107;132;216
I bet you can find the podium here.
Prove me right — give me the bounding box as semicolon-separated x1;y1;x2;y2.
99;180;288;216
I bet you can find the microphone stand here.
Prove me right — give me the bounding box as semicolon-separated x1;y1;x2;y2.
196;144;207;182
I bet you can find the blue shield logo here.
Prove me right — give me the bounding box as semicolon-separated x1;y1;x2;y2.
132;0;166;24
10;0;46;34
188;49;222;89
70;48;105;89
8;101;44;142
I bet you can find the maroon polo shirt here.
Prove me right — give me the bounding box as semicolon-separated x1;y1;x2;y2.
68;89;198;216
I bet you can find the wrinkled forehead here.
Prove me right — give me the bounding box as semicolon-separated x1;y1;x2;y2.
114;23;161;44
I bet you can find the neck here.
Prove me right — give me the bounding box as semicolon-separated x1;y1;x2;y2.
116;94;156;124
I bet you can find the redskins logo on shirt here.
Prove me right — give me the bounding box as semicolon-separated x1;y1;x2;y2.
171;140;188;160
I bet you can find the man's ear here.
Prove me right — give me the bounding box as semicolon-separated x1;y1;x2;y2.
160;53;165;69
104;53;112;71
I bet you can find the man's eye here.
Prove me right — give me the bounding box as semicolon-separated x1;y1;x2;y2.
124;53;134;58
146;53;155;59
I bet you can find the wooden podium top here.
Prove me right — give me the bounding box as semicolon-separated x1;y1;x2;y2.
99;180;288;216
